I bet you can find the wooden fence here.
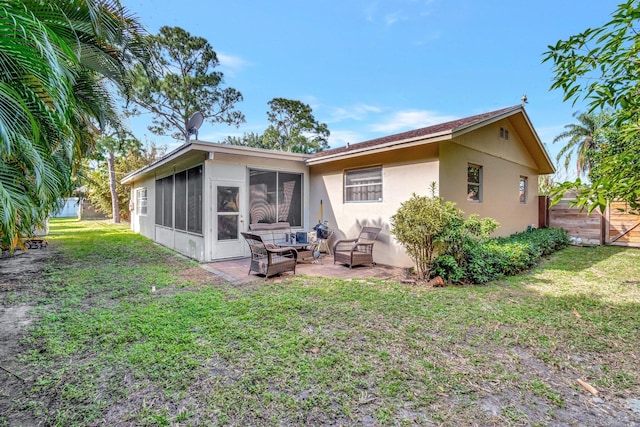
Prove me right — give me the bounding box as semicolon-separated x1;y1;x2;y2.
607;201;640;247
543;196;640;247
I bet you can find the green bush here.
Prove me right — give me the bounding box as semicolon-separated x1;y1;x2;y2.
391;192;499;279
463;227;569;284
390;193;463;279
432;254;465;283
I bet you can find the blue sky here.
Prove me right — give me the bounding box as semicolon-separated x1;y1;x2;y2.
123;0;619;180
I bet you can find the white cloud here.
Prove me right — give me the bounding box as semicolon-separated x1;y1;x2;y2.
370;110;458;133
329;104;382;122
328;130;365;148
364;0;436;25
384;10;407;25
414;30;442;45
217;52;250;77
299;95;321;110
363;1;378;22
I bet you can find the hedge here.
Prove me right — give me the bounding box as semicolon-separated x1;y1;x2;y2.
437;227;570;284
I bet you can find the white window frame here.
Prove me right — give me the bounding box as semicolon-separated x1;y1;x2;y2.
136;187;147;215
467;164;482;203
344;166;383;203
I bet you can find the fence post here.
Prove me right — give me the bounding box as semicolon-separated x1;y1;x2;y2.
538;195;549;229
601;204;609;245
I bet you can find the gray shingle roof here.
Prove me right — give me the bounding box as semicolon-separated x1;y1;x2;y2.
312;105;522;159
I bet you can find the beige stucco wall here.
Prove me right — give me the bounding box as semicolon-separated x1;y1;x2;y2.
131;176;156;239
309;144;439;268
439;122;540;236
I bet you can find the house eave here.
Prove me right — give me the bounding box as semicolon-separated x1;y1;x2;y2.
451;106;556;175
122;140;310;184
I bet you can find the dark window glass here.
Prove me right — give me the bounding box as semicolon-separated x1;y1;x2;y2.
162;176;173;227
217;215;238;240
174;171;187;231
344;167;382;202
278;172;302;226
155;179;163;225
218;186;239;213
249;170;302;225
467;164;482;202
217;185;239;241
249;170;277;223
187;165;203;234
519;176;528;203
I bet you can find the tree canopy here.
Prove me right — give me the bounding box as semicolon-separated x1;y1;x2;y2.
85;143;164;222
543;1;640;213
0;0;149;249
130;26;245;144
263;98;330;153
89;128;142;223
224;98;330;154
553;111;609;177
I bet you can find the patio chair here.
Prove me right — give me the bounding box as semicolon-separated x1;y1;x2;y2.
241;232;298;278
333;226;381;269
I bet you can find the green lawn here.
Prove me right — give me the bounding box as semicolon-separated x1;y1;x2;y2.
1;219;639;426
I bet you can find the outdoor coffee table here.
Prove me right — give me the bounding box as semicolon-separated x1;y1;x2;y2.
275;242;317;263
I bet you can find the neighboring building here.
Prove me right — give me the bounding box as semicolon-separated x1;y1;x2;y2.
52;197;81;218
122;105;554;267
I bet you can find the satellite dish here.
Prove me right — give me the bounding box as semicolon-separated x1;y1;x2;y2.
186;112;204;140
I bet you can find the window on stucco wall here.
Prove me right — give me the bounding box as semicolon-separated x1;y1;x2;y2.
136;187;147;215
519;176;528;204
467;164;482;202
344;166;382;202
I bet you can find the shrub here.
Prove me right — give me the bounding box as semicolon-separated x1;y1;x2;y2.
463;227;569;284
432;254;465;283
391;193;462;279
392;191;499;280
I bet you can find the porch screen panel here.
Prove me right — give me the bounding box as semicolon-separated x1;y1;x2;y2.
155;179;163;225
187;165;203;234
162;176;173;227
277;172;302;227
174;171;187;231
249;170;277;224
249;170;302;226
155;176;173;227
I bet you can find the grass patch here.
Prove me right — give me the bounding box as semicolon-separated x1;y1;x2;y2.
1;219;639;426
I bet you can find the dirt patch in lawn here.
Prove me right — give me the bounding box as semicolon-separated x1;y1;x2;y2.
0;248;53;426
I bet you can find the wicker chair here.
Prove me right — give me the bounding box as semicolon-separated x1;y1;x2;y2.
241;232;298;278
332;226;381;269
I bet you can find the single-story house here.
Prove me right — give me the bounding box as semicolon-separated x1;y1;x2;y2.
122;105;554;268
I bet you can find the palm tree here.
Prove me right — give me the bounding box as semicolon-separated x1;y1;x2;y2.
553;111;607;177
0;0;149;249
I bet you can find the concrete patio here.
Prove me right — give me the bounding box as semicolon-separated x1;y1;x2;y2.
202;254;405;284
